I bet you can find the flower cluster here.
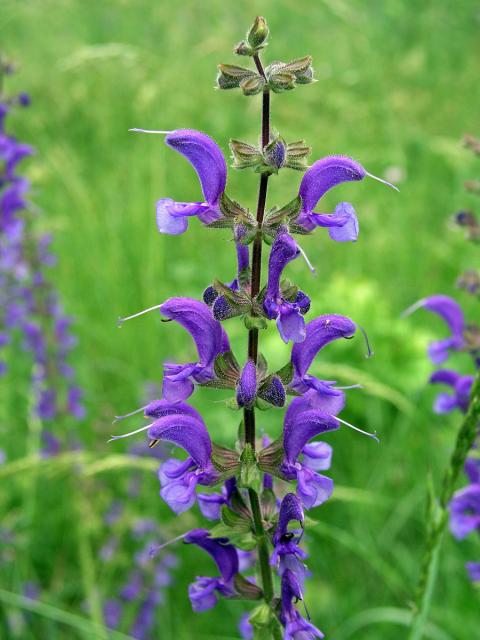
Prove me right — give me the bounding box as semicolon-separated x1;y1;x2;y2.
0;60;84;424
405;137;480;582
114;18;393;638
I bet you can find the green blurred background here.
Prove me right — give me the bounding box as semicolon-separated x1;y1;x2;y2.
1;0;479;638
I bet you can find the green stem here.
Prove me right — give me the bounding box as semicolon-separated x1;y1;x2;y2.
408;371;480;640
242;52;278;634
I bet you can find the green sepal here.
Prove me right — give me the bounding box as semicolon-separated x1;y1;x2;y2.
209;523;257;551
249;605;283;640
256;353;268;379
230;139;263;170
284;56;314;84
229;485;251;519
213;279;250;306
217;64;255;91
264;195;302;226
281;279;299;302
255;397;273;411
221;505;252;533
233;573;263;600
238;266;251;288
219;192;251;221
244;315;268;330
213;350;240;385
239;443;262;493
240;75;265;96
210;442;241;474
261;488;278;523
275;361;294;385
258;438;285;477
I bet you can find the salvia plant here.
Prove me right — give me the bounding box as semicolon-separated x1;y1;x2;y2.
112;18;398;639
405;135;480;640
0;57;85;441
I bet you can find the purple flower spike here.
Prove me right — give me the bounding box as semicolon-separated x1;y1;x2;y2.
280;570;324;640
403;295;465;364
133;129;226;234
264;233;310;343
160;297;229;401
184;529;239;612
449;484;480;539
429;369;473;414
236;360;257;408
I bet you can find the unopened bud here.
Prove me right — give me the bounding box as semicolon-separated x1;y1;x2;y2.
263;137;287;170
247;16;269;49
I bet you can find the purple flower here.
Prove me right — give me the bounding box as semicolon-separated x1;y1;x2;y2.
184;529;239;612
449;484;480;539
263;233;310;343
291;314;356;412
239;612;254;639
151;410;218;514
160;297;230;401
280;570;324;639
197;491;227;520
281;398;338;508
296;156;365;241
236;360;257;408
130;128;227;234
403;295;465;364
429;369;473;414
271;494;308;584
465;458;480;484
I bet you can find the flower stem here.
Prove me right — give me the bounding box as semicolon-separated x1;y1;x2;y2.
408;370;480;640
243;53;277;628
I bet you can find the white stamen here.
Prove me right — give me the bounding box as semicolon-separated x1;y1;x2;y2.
365;171;400;192
149;532;190;557
297;243;316;275
401;298;426;318
336;384;363;390
113;404;147;423
332;415;379;442
118;304;163;327
128;128;172;135
108;423;152;442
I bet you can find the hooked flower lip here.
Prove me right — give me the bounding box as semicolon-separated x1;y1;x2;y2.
130;128;227;234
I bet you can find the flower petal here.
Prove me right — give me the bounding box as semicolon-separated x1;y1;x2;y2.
165;129;227;205
299;155;366;214
291;314;356;379
148;413;211;468
184;529;239;582
160;297;228;367
283;406;339;464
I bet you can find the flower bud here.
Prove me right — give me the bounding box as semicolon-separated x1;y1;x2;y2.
247;16;269;49
234;40;253;56
236;360;257;408
263;136;287;171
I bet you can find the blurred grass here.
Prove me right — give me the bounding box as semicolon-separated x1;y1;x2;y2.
1;0;480;638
